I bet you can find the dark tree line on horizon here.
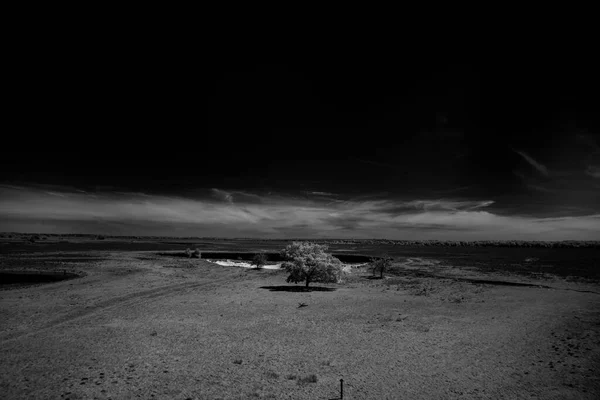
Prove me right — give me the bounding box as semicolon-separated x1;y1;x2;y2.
2;233;599;248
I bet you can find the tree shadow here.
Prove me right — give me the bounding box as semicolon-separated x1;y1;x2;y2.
259;285;337;292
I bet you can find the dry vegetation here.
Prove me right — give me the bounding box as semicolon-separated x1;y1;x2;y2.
1;249;599;399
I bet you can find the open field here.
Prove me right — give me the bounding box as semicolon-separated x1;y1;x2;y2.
1;239;600;399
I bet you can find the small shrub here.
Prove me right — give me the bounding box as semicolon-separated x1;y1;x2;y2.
370;256;394;279
265;371;279;379
286;374;297;380
233;359;243;365
184;248;192;258
297;374;318;385
192;248;201;258
414;284;433;296
252;253;268;269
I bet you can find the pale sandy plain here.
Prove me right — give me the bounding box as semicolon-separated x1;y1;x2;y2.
1;250;599;399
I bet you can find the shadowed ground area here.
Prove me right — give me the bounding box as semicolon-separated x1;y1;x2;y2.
259;285;337;292
0;270;81;287
1;248;599;399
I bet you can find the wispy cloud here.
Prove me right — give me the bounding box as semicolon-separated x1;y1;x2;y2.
1;185;598;240
309;191;336;196
514;150;549;176
527;184;556;193
586;165;600;178
210;188;233;204
0;184;26;191
379;199;495;213
45;191;67;197
513;169;562;194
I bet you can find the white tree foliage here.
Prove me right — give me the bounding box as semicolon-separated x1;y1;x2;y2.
281;241;343;288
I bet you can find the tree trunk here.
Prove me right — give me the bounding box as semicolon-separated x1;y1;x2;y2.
380;268;384;279
305;278;310;289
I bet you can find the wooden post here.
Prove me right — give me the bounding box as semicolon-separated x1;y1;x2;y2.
340;378;344;399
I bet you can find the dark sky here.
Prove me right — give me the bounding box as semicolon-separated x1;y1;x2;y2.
2;48;600;239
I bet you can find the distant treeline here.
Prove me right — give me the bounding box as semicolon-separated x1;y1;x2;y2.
1;233;599;248
322;239;600;248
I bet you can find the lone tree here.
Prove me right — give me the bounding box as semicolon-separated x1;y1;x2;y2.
252;252;268;269
281;242;343;289
370;256;394;279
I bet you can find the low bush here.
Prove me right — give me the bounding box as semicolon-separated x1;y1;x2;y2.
252;253;268;269
370;256;394;278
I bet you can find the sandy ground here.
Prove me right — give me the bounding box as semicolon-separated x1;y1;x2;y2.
1;251;599;399
209;260;282;270
207;259;360;273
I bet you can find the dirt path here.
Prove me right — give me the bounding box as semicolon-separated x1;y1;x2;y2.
1;275;238;343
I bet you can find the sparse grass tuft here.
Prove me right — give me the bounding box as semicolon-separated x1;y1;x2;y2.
233;359;242;364
286;374;297;380
447;294;465;303
265;371;279;379
297;374;318;385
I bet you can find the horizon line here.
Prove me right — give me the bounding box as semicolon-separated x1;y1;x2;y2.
2;231;599;244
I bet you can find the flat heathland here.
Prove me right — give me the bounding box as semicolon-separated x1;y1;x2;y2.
1;247;599;399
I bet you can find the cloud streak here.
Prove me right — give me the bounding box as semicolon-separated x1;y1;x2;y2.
514;150;549;176
307;191;337;196
0;185;598;240
211;188;233;204
586;165;600;178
